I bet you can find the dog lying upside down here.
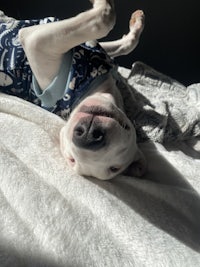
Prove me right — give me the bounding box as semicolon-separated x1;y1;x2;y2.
0;0;147;180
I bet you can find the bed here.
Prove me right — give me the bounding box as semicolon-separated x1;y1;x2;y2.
0;62;200;267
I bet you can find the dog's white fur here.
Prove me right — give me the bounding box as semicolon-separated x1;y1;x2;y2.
19;0;146;180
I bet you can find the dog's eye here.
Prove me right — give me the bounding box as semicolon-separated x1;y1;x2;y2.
110;166;121;173
67;157;75;166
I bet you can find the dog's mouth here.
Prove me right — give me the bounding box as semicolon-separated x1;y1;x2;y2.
79;105;130;130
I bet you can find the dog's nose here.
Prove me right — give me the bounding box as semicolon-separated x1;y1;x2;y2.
73;120;106;150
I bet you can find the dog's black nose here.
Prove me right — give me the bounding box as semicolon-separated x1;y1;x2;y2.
73;120;106;150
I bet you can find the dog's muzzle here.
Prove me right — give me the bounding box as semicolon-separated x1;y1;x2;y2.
73;116;107;150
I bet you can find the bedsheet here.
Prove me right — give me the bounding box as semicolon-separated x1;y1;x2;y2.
0;63;200;267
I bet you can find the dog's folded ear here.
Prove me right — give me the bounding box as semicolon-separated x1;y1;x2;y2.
123;149;147;178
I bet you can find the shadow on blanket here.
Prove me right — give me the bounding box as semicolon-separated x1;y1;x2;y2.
0;242;63;267
88;142;200;252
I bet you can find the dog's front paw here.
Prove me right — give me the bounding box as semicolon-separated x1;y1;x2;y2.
129;10;145;33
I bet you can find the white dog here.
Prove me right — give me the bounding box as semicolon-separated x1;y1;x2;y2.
0;0;146;180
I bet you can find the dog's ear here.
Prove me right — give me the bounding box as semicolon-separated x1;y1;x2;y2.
124;149;147;177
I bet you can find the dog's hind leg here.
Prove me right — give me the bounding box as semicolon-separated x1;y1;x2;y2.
18;0;116;90
100;10;145;58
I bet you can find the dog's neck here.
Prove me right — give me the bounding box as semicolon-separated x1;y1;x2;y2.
90;73;125;110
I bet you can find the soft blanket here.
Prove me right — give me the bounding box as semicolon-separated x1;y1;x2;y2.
118;62;200;143
0;63;200;267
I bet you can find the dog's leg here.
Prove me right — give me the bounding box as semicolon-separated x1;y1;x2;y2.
100;10;145;57
19;0;116;90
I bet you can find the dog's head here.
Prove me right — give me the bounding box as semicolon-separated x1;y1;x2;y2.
60;78;146;180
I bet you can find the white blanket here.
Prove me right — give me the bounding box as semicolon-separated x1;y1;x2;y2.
0;65;200;267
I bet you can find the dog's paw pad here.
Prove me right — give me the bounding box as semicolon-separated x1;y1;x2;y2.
129;10;145;31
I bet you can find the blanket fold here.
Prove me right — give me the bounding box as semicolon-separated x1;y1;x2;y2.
118;62;200;143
